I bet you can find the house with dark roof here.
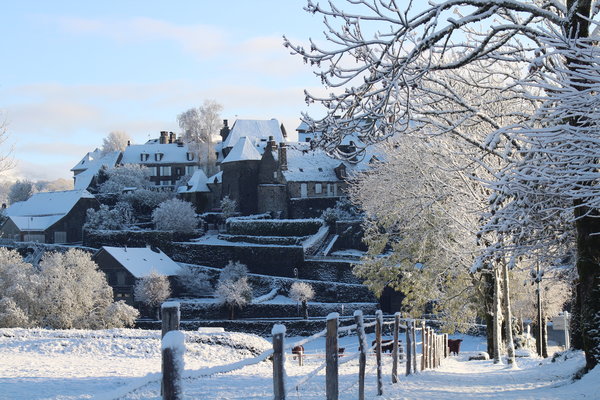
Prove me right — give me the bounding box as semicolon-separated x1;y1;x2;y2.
71;149;121;190
0;189;99;243
92;246;181;305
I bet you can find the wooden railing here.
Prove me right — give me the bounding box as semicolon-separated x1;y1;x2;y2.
155;303;450;400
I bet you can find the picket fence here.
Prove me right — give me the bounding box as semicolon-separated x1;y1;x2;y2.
160;302;449;400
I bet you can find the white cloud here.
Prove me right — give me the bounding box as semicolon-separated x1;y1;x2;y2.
57;16;228;59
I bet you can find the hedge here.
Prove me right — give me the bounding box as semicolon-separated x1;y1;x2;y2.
226;218;323;237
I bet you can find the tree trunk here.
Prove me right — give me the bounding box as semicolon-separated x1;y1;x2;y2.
501;260;516;365
565;0;599;372
229;305;235;320
493;267;503;364
571;282;584;350
302;300;308;320
483;271;495;358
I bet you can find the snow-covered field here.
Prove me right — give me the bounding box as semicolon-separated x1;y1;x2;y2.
0;328;597;399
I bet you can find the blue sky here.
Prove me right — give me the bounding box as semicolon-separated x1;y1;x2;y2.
0;1;327;181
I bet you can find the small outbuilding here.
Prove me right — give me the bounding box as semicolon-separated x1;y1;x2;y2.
93;246;182;305
1;189;99;244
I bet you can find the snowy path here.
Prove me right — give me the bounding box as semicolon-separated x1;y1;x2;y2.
0;328;598;399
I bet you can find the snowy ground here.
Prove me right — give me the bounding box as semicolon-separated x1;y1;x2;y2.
0;328;597;400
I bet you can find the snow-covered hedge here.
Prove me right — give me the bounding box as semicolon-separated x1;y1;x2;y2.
218;234;306;246
226;218;323;237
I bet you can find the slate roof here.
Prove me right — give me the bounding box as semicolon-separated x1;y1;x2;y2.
221;137;262;164
222;119;284;149
178;169;210;193
120;142;195;165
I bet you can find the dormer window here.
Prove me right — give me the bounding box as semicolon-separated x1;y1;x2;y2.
140;153;149;162
155;153;164;161
186;152;195;161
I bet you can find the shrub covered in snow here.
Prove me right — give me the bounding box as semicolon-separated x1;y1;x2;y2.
320;197;363;226
0;248;139;329
289;281;315;319
85;202;136;230
226;218;323;236
177;264;212;296
134;270;171;319
216;261;252;320
220;196;238;220
98;164;152;193
152;198;198;232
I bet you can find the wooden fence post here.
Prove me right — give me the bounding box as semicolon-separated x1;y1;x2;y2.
443;333;448;358
354;311;367;400
326;313;339;400
405;319;412;376
375;310;383;396
411;320;418;373
161;301;180;397
161;301;180;338
392;312;400;383
162;330;185;400
421;321;426;371
272;324;286;400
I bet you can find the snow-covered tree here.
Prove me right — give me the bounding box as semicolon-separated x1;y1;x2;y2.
152;198;197;232
289;281;314;319
98;164;152;193
8;180;36;204
33;249;115;329
0;247;35;327
177;265;212;296
220;196;238;220
121;188;174;215
102;131;131;154
134;270;171;320
85;202;135;230
178;100;223;175
288;0;600;370
216;261;252;319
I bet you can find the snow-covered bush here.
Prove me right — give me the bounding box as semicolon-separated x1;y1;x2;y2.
98;164;152;193
152;198;198;232
0;297;30;328
102;301;139;328
121;188;174;214
177;265;212;296
85;202;135;230
289;282;315;319
216;261;252;319
220;196;238;219
320;197;363;226
8;180;36;204
134;270;171;319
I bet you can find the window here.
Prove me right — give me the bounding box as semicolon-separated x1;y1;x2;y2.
161;180;172;186
140;153;149;162
333;183;338;196
327;184;332;196
300;183;308;198
315;183;322;194
54;231;67;243
155;153;164;161
186;165;197;175
186;152;195;161
160;166;171;176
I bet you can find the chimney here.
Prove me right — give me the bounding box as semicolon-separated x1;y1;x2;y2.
127;140;131;147
278;143;287;171
220;119;230;141
159;131;168;144
266;136;276;152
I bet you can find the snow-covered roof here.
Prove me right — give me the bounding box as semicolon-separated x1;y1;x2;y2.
101;246;181;278
221;137;262;164
72;150;121;190
222;119;284;149
282;143;349;182
208;171;222;184
120;142;195;165
5;189;95;231
178;169;210;193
